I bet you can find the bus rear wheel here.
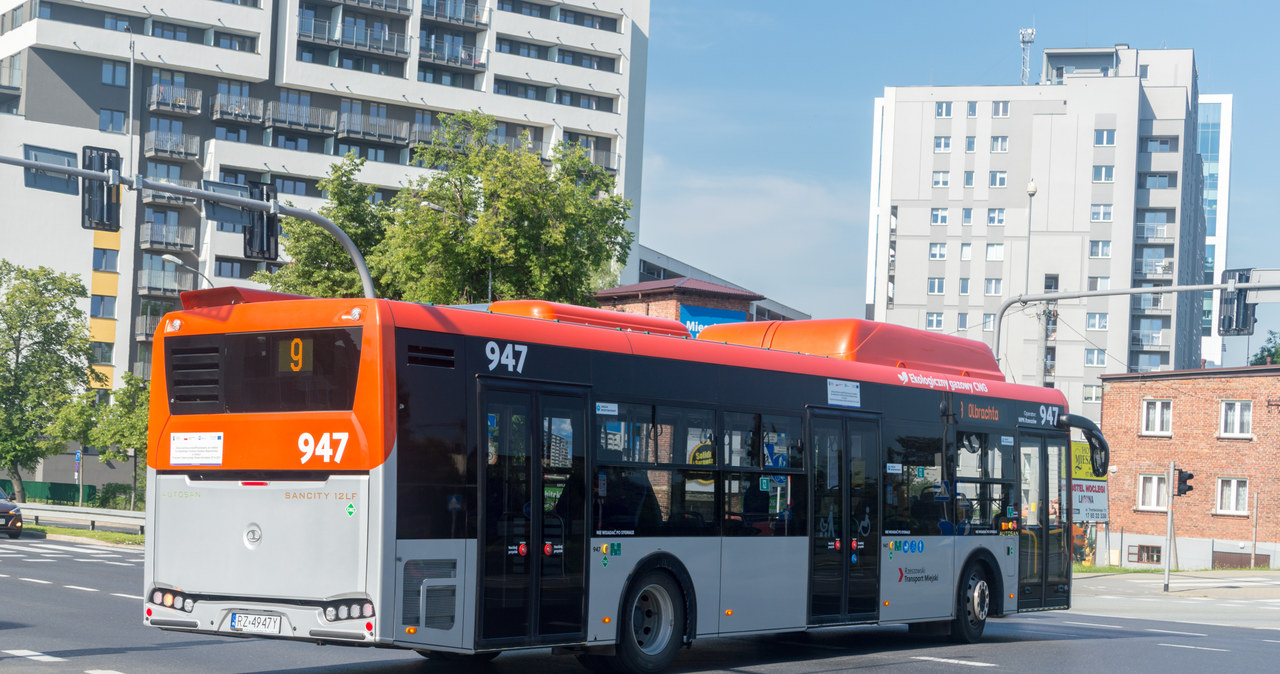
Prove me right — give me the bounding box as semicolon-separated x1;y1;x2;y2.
950;563;990;643
614;570;684;674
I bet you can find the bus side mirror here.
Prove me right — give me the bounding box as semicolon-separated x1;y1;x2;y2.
1057;413;1110;478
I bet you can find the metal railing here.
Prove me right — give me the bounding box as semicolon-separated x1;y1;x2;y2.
143;131;200;160
0;65;19;88
490;133;545;156
1131;330;1167;347
1133;295;1169;312
421;0;488;27
338;0;413;14
139;221;197;251
147;84;202;114
212;93;264;123
130;360;153;379
134;314;164;340
408;122;443;146
419;40;486;69
1136;224;1171;240
298;16;409;55
141;178;200;205
589;149;619;171
20;503;145;535
266;101;338;132
137;268;196;296
1135;260;1174;276
337;113;409;143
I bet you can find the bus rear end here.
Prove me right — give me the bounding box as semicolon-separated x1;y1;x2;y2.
143;290;394;645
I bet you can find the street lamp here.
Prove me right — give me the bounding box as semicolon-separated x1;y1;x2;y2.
161;253;214;289
1023;178;1037;295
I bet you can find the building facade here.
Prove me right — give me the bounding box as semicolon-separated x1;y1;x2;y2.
1100;366;1280;569
1197;94;1232;366
866;45;1226;422
0;0;650;391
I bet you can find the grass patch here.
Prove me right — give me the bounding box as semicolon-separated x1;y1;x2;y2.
23;524;144;547
1073;562;1159;574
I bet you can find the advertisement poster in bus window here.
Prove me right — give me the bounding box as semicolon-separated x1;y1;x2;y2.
679;305;746;338
1071;441;1108;521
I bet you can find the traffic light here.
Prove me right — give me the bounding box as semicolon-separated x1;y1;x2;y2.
1176;469;1194;496
81;146;122;232
1219;268;1257;336
244;181;279;260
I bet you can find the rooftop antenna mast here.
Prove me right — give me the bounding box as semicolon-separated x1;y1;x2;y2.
1020;27;1036;85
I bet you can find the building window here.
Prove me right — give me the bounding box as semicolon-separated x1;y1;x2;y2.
1089;240;1111;258
1220;401;1252;437
935;102;952;118
1138;474;1168;511
90;295;116;318
932;171;950;187
101;61;127;87
22;145;77;194
959;278;970;295
1218;478;1249;514
98;109;125;133
1142;399;1172;434
1094;129;1116;146
150;21;190;42
275;134;309;152
986;243;1004;261
960;243;972;261
1143;173;1174;189
1144;137;1176;153
957;313;968;330
1086;313;1108;330
215;125;248;143
963;171;974;188
992;101;1010;117
92;248;119;272
930;208;948;226
962;208;973;225
90;341;114;364
990;136;1009;152
103;14;130;31
1090;204;1113;222
215;31;255;52
1083;385;1102;403
926;312;943;330
274;177;307;195
1092;165;1114;183
965;136;975;153
1085;349;1106;367
927;278;945;295
984;278;1002;295
966;101;977;118
987;208;1005;226
989;171;1007;188
933;136;951;153
982;313;995;331
928;243;947;260
1088;276;1110;291
1128;544;1162;563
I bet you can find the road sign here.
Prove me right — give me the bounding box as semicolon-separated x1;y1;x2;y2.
1246;269;1280;303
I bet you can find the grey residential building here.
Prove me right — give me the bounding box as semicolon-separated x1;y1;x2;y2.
866;45;1227;421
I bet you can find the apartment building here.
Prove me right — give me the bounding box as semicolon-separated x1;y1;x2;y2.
866;45;1227;422
0;0;650;389
1198;94;1232;366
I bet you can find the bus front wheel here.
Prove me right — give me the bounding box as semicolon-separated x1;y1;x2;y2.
614;570;684;674
950;563;990;643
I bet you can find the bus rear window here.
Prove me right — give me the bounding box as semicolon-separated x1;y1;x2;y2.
166;328;362;414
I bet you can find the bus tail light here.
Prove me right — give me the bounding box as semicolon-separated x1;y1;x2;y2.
323;600;375;622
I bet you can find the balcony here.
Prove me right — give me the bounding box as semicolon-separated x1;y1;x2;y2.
1132;295;1173;314
418;41;487;70
141;178;200;206
1134;259;1174;278
298;16;409;56
491;133;545;157
212;94;265;124
421;0;488;29
589;149;619;173
0;64;19;89
144;131;201;161
130;360;152;380
409;122;443;146
1131;330;1171;350
337;114;409;144
134;314;165;341
147;85;203;116
139;222;197;252
266;101;338;133
137;268;196;296
1135;224;1174;243
338;0;413;16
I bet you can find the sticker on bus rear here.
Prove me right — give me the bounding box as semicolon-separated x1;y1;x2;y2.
170;433;224;466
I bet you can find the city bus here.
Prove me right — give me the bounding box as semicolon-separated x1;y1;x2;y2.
143;288;1108;672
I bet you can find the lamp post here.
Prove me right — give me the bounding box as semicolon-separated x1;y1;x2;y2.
160;253;214;289
1023;178;1037;294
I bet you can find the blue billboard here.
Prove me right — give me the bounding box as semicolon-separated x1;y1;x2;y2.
680;305;746;337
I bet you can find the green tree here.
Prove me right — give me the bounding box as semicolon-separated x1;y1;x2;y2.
89;372;150;510
1249;330;1280;366
251;154;394;297
0;260;101;502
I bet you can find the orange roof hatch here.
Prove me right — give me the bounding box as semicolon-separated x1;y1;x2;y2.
489;300;691;338
697;319;1005;382
180;287;312;310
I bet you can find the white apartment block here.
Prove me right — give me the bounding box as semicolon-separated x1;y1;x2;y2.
0;0;650;390
866;45;1227;421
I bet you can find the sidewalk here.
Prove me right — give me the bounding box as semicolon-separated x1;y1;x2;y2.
1076;569;1280;600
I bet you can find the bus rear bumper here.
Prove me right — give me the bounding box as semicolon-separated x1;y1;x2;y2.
144;599;380;645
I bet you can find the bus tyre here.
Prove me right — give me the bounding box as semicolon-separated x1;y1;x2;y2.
615;570;684;674
950;563;990;644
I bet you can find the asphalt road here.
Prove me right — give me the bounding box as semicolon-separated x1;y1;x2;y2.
3;536;1278;673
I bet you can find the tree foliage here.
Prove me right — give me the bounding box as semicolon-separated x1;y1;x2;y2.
1249;330;1280;366
90;372;150;510
0;260;101;502
257;111;634;306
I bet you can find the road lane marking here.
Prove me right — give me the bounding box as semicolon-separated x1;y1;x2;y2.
65;585;99;592
103;561;134;567
112;593;143;600
1264;639;1280;643
1158;643;1228;652
19;577;51;584
1064;621;1124;629
86;670;127;674
911;656;997;667
1146;629;1207;636
3;649;67;662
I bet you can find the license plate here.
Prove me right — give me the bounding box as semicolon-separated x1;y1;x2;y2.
230;612;281;634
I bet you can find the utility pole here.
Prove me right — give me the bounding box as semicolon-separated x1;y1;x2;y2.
1163;460;1174;592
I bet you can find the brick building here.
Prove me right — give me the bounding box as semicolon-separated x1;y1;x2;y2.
595;278;767;337
1100;366;1280;569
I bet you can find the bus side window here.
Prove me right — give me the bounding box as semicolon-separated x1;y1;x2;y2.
883;422;945;536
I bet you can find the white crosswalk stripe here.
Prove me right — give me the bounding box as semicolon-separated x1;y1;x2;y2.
3;649;67;662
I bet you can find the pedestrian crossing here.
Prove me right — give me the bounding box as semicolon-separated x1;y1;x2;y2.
0;540;143;566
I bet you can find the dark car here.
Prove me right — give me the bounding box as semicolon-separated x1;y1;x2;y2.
0;492;22;539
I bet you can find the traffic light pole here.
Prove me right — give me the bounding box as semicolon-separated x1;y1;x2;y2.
0;153;376;299
1164;460;1174;592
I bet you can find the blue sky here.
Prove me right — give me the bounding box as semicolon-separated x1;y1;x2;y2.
638;1;1278;364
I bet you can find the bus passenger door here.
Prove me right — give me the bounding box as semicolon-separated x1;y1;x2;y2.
809;413;881;624
478;386;588;647
1017;431;1070;610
